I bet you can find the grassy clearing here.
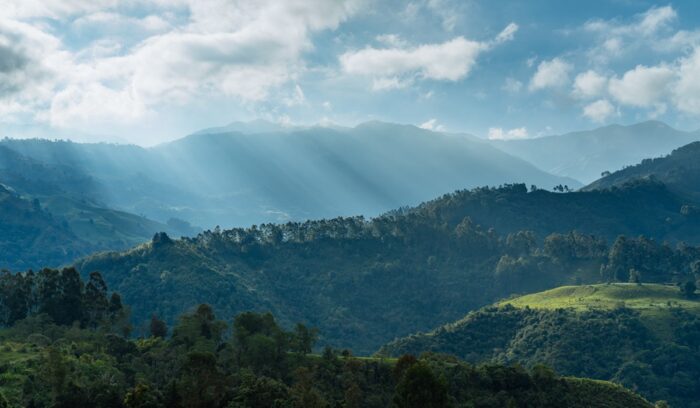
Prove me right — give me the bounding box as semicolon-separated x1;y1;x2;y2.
499;283;700;315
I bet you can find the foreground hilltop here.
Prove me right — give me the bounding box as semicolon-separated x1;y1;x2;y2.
0;270;653;408
380;283;700;407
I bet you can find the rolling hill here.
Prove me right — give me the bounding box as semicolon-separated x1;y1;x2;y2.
379;283;700;407
490;121;700;184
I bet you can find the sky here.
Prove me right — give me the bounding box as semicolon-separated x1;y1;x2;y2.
2;0;700;145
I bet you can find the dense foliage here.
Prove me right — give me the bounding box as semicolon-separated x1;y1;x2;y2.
74;183;700;353
380;285;700;407
0;268;128;329
0;285;653;408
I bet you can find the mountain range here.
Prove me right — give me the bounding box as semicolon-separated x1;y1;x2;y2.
490;121;700;184
2;122;581;229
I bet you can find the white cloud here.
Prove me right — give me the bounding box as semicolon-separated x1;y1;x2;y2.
572;70;607;99
673;48;700;115
488;126;528;140
494;23;519;44
584;6;676;37
341;37;487;82
584;6;682;62
341;23;517;88
72;12;172;33
529;58;573;91
608;64;675;107
638;6;677;35
582;99;616;123
419;118;445;132
0;0;363;138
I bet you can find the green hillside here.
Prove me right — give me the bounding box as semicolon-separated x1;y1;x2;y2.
0;146;198;270
585;141;700;203
380;283;700;407
499;283;700;314
0;269;653;408
72;182;700;355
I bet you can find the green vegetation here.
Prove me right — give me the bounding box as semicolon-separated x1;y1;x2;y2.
0;159;197;271
586;141;700;202
499;283;700;314
72;183;700;354
380;284;700;407
0;270;652;408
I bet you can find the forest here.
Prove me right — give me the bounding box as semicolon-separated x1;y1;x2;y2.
73;183;700;353
380;294;700;408
0;269;655;408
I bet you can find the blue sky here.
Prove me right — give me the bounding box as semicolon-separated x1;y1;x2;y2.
1;0;700;145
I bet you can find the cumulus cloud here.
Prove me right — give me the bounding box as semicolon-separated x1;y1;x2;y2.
0;0;363;137
572;70;607;99
608;65;675;107
341;23;517;88
529;58;573;91
673;48;700;115
488;127;528;140
584;6;676;37
582;99;616;123
341;37;486;81
583;6;685;62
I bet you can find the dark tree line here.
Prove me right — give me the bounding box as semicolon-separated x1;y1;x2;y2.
0;302;652;408
0;268;126;329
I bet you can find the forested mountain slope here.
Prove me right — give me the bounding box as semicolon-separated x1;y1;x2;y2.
490;121;700;183
0;146;195;270
0;184;89;270
379;283;700;407
74;183;700;354
585;141;700;203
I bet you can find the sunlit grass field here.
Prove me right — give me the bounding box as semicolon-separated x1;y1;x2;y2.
499;283;700;313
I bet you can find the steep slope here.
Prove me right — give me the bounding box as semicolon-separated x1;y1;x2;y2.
585;141;700;202
491;121;700;184
379;283;700;407
0;184;91;270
